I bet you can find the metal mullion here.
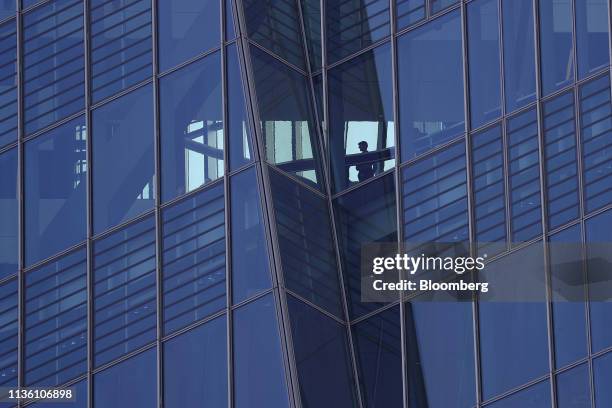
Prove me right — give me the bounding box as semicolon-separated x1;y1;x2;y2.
16;0;24;405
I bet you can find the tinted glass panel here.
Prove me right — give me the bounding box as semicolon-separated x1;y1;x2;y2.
93;85;154;234
226;0;236;40
233;294;290;408
158;0;220;72
430;0;457;13
93;216;156;367
467;0;501;129
23;0;85;135
398;10;465;160
575;0;609;79
94;348;156;407
0;279;17;388
287;296;358;408
0;19;17;148
160;52;223;203
164;316;227;408
487;380;551;408
594;352;612;408
90;0;152;102
0;1;13;19
231;168;271;304
30;380;86;408
0;148;17;278
25;249;86;386
25;117;87;266
328;44;395;192
557;363;591;408
227;44;253;171
301;0;321;70
502;0;536;113
539;0;574;95
161;183;226;335
396;0;425;30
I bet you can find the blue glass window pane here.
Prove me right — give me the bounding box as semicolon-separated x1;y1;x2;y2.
471;125;506;254
160;52;223;203
326;0;390;64
398;10;465;160
25;117;87;266
25;249;86;386
594;352;612;408
468;0;501;129
233;294;290;408
269;169;344;318
576;0;609;79
93;85;154;234
93;216;157;367
507;108;542;243
487;380;551;408
396;0;425;30
90;0;152;103
335;172;396;319
430;0;457;14
557;363;591;408
231;168;270;304
226;0;236;40
0;1;13;20
543;92;580;229
301;0;321;70
0;279;17;388
0;148;17;279
23;0;85;135
579;74;612;213
227;44;253;171
158;0;220;72
0;19;17;149
328;44;395;192
287;296;358;408
164;316;228;408
502;0;536;113
403;141;469;243
94;348;156;407
353;306;402;408
161;183;226;335
539;0;574;95
30;380;86;408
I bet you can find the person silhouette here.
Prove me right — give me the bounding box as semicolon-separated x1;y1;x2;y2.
356;141;375;182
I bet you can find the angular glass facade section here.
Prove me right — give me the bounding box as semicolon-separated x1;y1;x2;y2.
0;18;16;149
25;248;86;386
0;148;17;278
93;215;156;367
25;117;87;266
539;0;574;95
301;0;321;70
93;85;154;234
227;44;253;171
23;0;85;135
556;363;591;408
0;278;17;388
160;52;223;203
575;0;609;80
328;43;395;193
398;10;465;160
161;183;226;335
487;380;551;407
158;0;220;72
396;0;425;30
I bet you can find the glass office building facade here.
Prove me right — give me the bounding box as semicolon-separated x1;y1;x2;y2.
0;0;611;406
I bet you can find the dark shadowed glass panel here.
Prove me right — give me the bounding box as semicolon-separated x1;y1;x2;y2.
23;0;85;135
161;183;226;335
0;19;17;149
576;0;609;79
231;168;271;304
250;46;320;186
160;52;223;203
539;0;574;95
90;0;152;103
468;0;501;129
269;169;344;318
550;224;588;369
579;74;612;213
0;1;13;19
0;148;17;278
594;352;612;408
326;0;390;63
502;0;536;113
312;74;323;129
0;279;17;388
479;242;549;399
93;85;154;234
430;0;457;14
233;294;290;408
507;108;542;243
302;0;321;70
287;296;358;408
487;380;551;408
227;44;253;171
543;91;580;229
335;172;396;319
396;0;425;30
353;306;402;408
93;216;156;367
557;363;591;408
30;380;86;408
398;10;465;160
25;249;86;386
158;0;220;72
328;44;395;193
164;316;227;408
94;349;156;407
25;117;87;266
